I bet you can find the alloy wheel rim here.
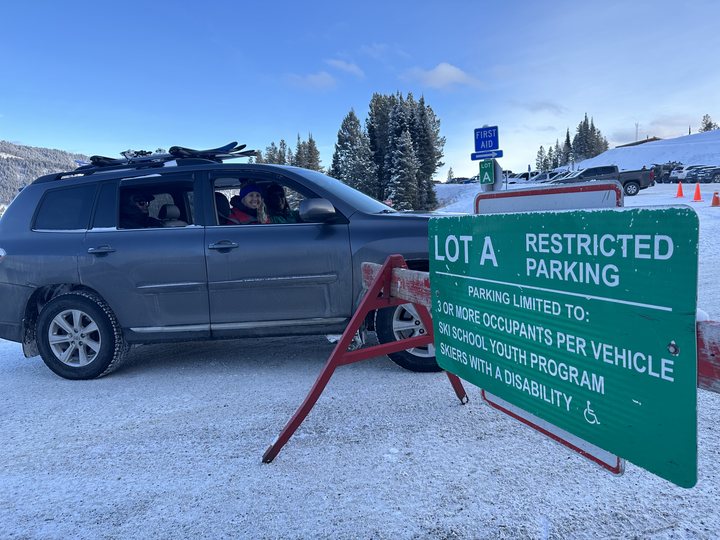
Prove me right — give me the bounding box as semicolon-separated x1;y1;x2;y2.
391;304;435;358
47;309;102;367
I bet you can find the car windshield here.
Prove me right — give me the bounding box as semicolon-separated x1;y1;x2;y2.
565;170;583;179
294;169;396;214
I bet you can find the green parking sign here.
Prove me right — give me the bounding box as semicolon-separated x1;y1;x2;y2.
479;160;494;184
429;207;698;487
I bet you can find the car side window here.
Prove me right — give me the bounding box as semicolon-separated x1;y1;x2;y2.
118;181;194;229
33;184;96;230
211;175;310;226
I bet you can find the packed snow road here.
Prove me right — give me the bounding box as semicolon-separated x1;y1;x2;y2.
1;336;719;539
1;182;719;539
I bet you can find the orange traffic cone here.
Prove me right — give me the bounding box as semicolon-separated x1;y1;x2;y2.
675;182;684;198
712;192;720;207
692;183;703;202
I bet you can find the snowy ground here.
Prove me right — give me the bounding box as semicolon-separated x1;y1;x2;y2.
1;182;719;539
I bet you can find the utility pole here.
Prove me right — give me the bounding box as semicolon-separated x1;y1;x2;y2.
635;122;641;141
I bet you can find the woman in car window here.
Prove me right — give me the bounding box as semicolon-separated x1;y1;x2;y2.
229;183;270;225
265;183;301;224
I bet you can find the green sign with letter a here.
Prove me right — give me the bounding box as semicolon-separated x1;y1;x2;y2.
479;160;494;184
429;207;698;488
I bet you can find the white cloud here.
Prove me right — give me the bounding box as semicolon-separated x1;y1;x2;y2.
401;63;484;90
324;59;364;78
507;100;566;115
285;71;337;91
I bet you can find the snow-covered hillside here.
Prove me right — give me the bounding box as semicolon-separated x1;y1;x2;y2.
574;129;720;171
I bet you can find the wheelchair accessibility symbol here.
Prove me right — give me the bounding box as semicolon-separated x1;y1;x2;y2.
584;401;600;425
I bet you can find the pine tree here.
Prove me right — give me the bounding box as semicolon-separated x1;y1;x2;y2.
293;134;308;168
562;130;572;166
366;93;392;200
536;146;546;171
386;129;419;210
554;139;562;168
699;114;719;132
264;142;279;164
546;147;555;171
329;109;377;193
305;134;323;172
572;114;590;162
447;167;454;182
412;96;442;209
278;140;289;165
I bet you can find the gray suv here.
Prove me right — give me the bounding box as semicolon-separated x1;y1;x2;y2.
0;144;439;379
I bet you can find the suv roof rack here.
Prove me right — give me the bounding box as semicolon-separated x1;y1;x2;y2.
36;142;257;183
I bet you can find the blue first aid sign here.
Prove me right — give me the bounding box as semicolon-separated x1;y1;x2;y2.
475;126;499;153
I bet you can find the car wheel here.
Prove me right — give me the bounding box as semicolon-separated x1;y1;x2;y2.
623;181;640;196
375;304;441;372
662;175;670;184
36;291;127;380
714;173;720;183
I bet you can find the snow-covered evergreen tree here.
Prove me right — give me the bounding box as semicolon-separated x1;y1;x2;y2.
329;109;376;193
386;129;419;210
411;96;442;210
447;167;454;182
366;93;392;200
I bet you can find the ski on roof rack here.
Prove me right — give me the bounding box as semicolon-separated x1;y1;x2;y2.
82;142;256;170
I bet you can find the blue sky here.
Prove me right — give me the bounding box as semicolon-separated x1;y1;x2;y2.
2;0;718;178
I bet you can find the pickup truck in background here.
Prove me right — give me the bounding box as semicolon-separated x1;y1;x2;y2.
551;164;654;196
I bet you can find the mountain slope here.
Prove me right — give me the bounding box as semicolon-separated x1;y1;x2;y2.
0;141;88;204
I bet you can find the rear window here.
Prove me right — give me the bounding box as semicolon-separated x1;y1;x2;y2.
33;184;96;230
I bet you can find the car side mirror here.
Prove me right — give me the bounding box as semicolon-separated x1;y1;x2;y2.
299;198;336;223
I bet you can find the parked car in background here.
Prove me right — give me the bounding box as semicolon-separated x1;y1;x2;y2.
685;166;714;183
697;166;720;184
551;164;654;196
669;165;707;183
531;171;564;183
509;171;540;183
0;143;446;380
651;162;680;184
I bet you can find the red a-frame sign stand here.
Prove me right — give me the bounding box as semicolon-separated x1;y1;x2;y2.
262;254;468;463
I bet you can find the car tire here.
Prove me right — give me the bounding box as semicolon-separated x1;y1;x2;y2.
375;304;441;373
36;291;128;380
713;173;720;184
623;181;640;196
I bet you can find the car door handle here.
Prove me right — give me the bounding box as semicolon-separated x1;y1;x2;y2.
208;241;239;250
87;245;116;255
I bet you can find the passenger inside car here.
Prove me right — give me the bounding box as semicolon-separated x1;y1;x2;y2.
265;183;301;224
228;183;270;224
119;191;164;229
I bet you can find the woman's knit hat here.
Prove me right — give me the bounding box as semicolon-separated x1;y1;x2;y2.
239;183;261;199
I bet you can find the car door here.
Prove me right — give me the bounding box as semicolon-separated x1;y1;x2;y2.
202;171;353;338
78;175;210;343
